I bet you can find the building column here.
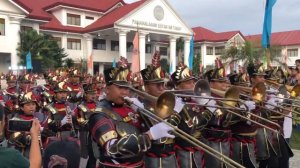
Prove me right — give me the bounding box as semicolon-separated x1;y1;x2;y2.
184;37;191;67
117;29;128;58
169;36;177;74
139;32;148;71
84;34;93;74
9;17;22;70
201;44;206;69
99;63;104;74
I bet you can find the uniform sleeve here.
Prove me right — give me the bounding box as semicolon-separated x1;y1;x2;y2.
89;112;151;158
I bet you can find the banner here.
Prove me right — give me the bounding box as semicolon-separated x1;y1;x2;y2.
26;51;33;70
188;36;194;68
131;32;140;73
262;0;277;48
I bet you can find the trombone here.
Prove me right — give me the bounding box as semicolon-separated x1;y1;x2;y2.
173;80;280;132
235;83;300;120
124;87;245;168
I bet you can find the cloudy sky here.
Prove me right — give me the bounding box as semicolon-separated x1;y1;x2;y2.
124;0;300;35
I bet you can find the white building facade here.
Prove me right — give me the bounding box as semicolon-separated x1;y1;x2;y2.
0;0;193;74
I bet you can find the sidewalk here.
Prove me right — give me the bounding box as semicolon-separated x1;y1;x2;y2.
290;149;300;168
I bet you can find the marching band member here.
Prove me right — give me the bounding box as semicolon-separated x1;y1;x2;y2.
140;52;183;168
75;83;98;167
89;57;175;168
202;63;231;168
44;81;76;142
8;91;46;158
171;63;216;168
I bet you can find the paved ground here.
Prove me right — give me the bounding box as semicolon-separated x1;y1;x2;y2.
290;149;300;168
80;150;300;168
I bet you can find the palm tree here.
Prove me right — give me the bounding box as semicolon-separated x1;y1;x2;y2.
220;41;283;68
176;37;184;63
17;29;67;72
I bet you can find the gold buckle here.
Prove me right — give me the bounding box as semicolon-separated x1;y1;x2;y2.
99;130;117;146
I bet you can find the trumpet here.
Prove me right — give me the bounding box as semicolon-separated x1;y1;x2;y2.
123;88;245;168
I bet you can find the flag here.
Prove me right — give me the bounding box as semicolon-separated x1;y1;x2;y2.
169;62;172;74
262;0;277;48
131;32;140;73
26;51;33;70
87;53;93;69
188;36;194;68
112;58;116;68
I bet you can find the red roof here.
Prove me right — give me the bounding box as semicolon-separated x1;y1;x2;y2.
246;30;300;46
12;0;144;33
193;26;242;42
84;0;145;33
12;0;124;21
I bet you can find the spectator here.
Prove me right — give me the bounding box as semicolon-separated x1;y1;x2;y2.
43;140;80;168
0;105;42;168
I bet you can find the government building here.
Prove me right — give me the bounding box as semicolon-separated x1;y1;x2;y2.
0;0;299;74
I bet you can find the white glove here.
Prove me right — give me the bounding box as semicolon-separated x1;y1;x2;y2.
191;96;210;106
76;91;83;98
267;87;278;94
60;115;71;126
206;100;217;114
241;101;256;111
174;97;185;113
265;98;278;110
149;122;175;140
126;97;144;112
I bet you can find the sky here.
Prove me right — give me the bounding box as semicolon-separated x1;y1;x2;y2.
124;0;300;35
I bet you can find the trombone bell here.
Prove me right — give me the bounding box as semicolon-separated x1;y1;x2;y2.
155;92;175;119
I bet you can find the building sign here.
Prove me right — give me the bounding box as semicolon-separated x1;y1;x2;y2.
154;5;164;21
132;19;182;31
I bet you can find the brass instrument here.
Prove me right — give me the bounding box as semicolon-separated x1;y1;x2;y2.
237;83;300;121
66;106;77;138
125;87;245;168
174;80;280;132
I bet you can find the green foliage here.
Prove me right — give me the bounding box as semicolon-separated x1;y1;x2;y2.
220;41;284;68
192;52;201;76
17;29;68;71
176;37;184;62
160;58;169;74
64;58;75;68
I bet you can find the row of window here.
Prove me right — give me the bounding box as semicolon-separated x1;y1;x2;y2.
66;13;94;26
94;39;152;53
195;46;225;55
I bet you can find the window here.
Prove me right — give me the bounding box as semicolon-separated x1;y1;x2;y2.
67;13;81;26
288;49;298;57
146;44;152;53
93;39;106;50
85;16;94;20
67;38;81;50
127;42;133;52
20;26;33;32
0;18;5;36
53;37;62;48
206;46;213;55
160;47;168;56
194;47;201;55
111;41;119;51
215;46;225;55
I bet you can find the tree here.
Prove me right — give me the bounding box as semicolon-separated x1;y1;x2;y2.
192;53;202;76
64;58;75;68
160;58;170;74
17;29;67;72
220;41;283;69
176;37;184;63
